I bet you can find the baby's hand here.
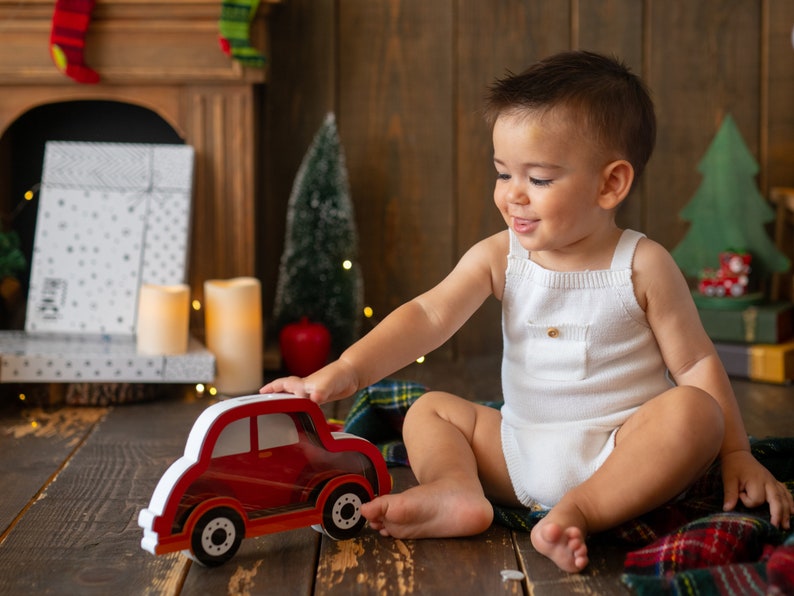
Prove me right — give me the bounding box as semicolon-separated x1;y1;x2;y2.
259;359;359;405
260;375;314;398
721;449;793;529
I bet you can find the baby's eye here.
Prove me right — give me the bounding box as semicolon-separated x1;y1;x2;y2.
530;177;552;187
496;173;511;181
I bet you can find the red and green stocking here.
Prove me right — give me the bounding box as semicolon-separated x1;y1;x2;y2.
49;0;100;84
218;0;266;68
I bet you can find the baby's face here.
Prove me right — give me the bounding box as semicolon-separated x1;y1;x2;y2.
492;109;614;259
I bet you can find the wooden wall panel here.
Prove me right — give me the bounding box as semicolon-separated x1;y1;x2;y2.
764;0;794;191
646;0;761;251
337;0;454;341
454;0;570;357
261;0;336;321
575;0;645;232
262;0;792;360
764;0;794;301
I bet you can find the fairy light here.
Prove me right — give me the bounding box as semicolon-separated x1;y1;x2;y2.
416;356;425;364
195;383;205;395
7;184;40;221
191;299;202;311
18;393;26;402
342;259;353;270
208;386;218;396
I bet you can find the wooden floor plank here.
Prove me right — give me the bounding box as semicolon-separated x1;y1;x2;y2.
0;393;209;595
314;467;525;596
0;357;790;595
0;399;106;536
513;532;630;595
732;378;794;438
180;528;321;596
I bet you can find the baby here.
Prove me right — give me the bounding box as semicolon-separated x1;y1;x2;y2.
262;50;793;573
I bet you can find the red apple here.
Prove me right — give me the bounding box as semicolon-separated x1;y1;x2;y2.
279;317;331;377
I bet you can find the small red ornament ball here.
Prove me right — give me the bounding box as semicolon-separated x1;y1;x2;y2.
279;317;331;377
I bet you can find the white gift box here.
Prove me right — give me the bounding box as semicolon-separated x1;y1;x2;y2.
25;141;194;335
0;332;214;383
0;141;215;384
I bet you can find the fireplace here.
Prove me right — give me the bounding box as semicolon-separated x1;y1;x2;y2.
0;0;282;325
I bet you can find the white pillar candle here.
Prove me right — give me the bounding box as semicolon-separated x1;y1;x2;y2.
136;284;190;355
204;276;263;395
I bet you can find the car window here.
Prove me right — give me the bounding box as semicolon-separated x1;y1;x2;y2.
212;418;251;458
257;414;299;450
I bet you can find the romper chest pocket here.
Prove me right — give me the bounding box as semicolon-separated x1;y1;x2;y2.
524;322;588;381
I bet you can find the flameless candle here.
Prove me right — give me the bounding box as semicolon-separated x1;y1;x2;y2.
136;284;190;355
204;276;263;395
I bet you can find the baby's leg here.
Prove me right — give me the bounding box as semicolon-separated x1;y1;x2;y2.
360;391;516;538
531;386;724;572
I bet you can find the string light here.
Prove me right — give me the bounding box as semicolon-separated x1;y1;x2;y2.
7;184;40;221
363;306;373;318
195;383;205;395
416;356;425;364
18;393;26;401
342;259;353;270
191;299;201;311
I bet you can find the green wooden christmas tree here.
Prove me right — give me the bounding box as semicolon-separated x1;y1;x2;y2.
671;114;790;285
273;113;363;354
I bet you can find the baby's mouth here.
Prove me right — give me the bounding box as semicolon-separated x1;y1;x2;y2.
512;217;539;234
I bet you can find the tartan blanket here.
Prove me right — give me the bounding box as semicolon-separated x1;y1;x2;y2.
343;379;794;596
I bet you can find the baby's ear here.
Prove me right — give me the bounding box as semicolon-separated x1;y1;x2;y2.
598;160;634;210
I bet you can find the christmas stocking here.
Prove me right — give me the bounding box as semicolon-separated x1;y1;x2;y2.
49;0;100;84
218;0;266;67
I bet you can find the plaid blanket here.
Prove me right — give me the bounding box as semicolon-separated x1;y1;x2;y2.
343;379;794;596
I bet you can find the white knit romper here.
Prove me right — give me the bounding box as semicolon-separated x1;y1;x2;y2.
500;228;672;509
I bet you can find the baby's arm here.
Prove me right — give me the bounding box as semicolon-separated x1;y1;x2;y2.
261;231;509;404
635;239;793;528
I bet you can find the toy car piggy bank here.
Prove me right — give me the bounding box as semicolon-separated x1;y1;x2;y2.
138;393;391;567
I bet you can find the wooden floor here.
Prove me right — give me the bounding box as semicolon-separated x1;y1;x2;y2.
0;356;791;596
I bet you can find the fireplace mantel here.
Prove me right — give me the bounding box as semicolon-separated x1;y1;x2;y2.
0;0;282;310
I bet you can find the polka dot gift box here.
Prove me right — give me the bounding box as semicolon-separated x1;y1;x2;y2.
25;141;194;335
0;141;215;387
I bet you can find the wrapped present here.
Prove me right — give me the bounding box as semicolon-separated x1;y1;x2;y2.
698;302;793;344
0;141;216;387
0;332;214;384
25;141;194;335
714;340;794;384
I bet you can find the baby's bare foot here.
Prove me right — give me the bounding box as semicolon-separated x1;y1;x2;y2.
360;480;493;539
530;518;589;573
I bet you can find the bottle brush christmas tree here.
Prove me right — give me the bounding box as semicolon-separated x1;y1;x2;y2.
273;113;363;355
671;114;790;290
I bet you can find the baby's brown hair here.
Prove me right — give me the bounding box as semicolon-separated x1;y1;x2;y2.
484;50;656;184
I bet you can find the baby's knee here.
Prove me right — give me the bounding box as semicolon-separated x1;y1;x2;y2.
403;391;471;432
404;391;450;424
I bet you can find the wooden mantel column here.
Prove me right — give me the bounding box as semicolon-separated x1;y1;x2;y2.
183;84;259;294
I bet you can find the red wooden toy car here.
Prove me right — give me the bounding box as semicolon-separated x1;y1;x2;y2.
138;393;391;567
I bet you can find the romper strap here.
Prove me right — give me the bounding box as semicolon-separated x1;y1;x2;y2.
508;228;529;258
610;229;646;270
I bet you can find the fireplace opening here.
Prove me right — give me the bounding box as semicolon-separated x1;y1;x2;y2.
0;100;185;328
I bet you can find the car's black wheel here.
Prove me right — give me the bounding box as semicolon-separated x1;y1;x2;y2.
322;482;370;540
189;507;244;567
